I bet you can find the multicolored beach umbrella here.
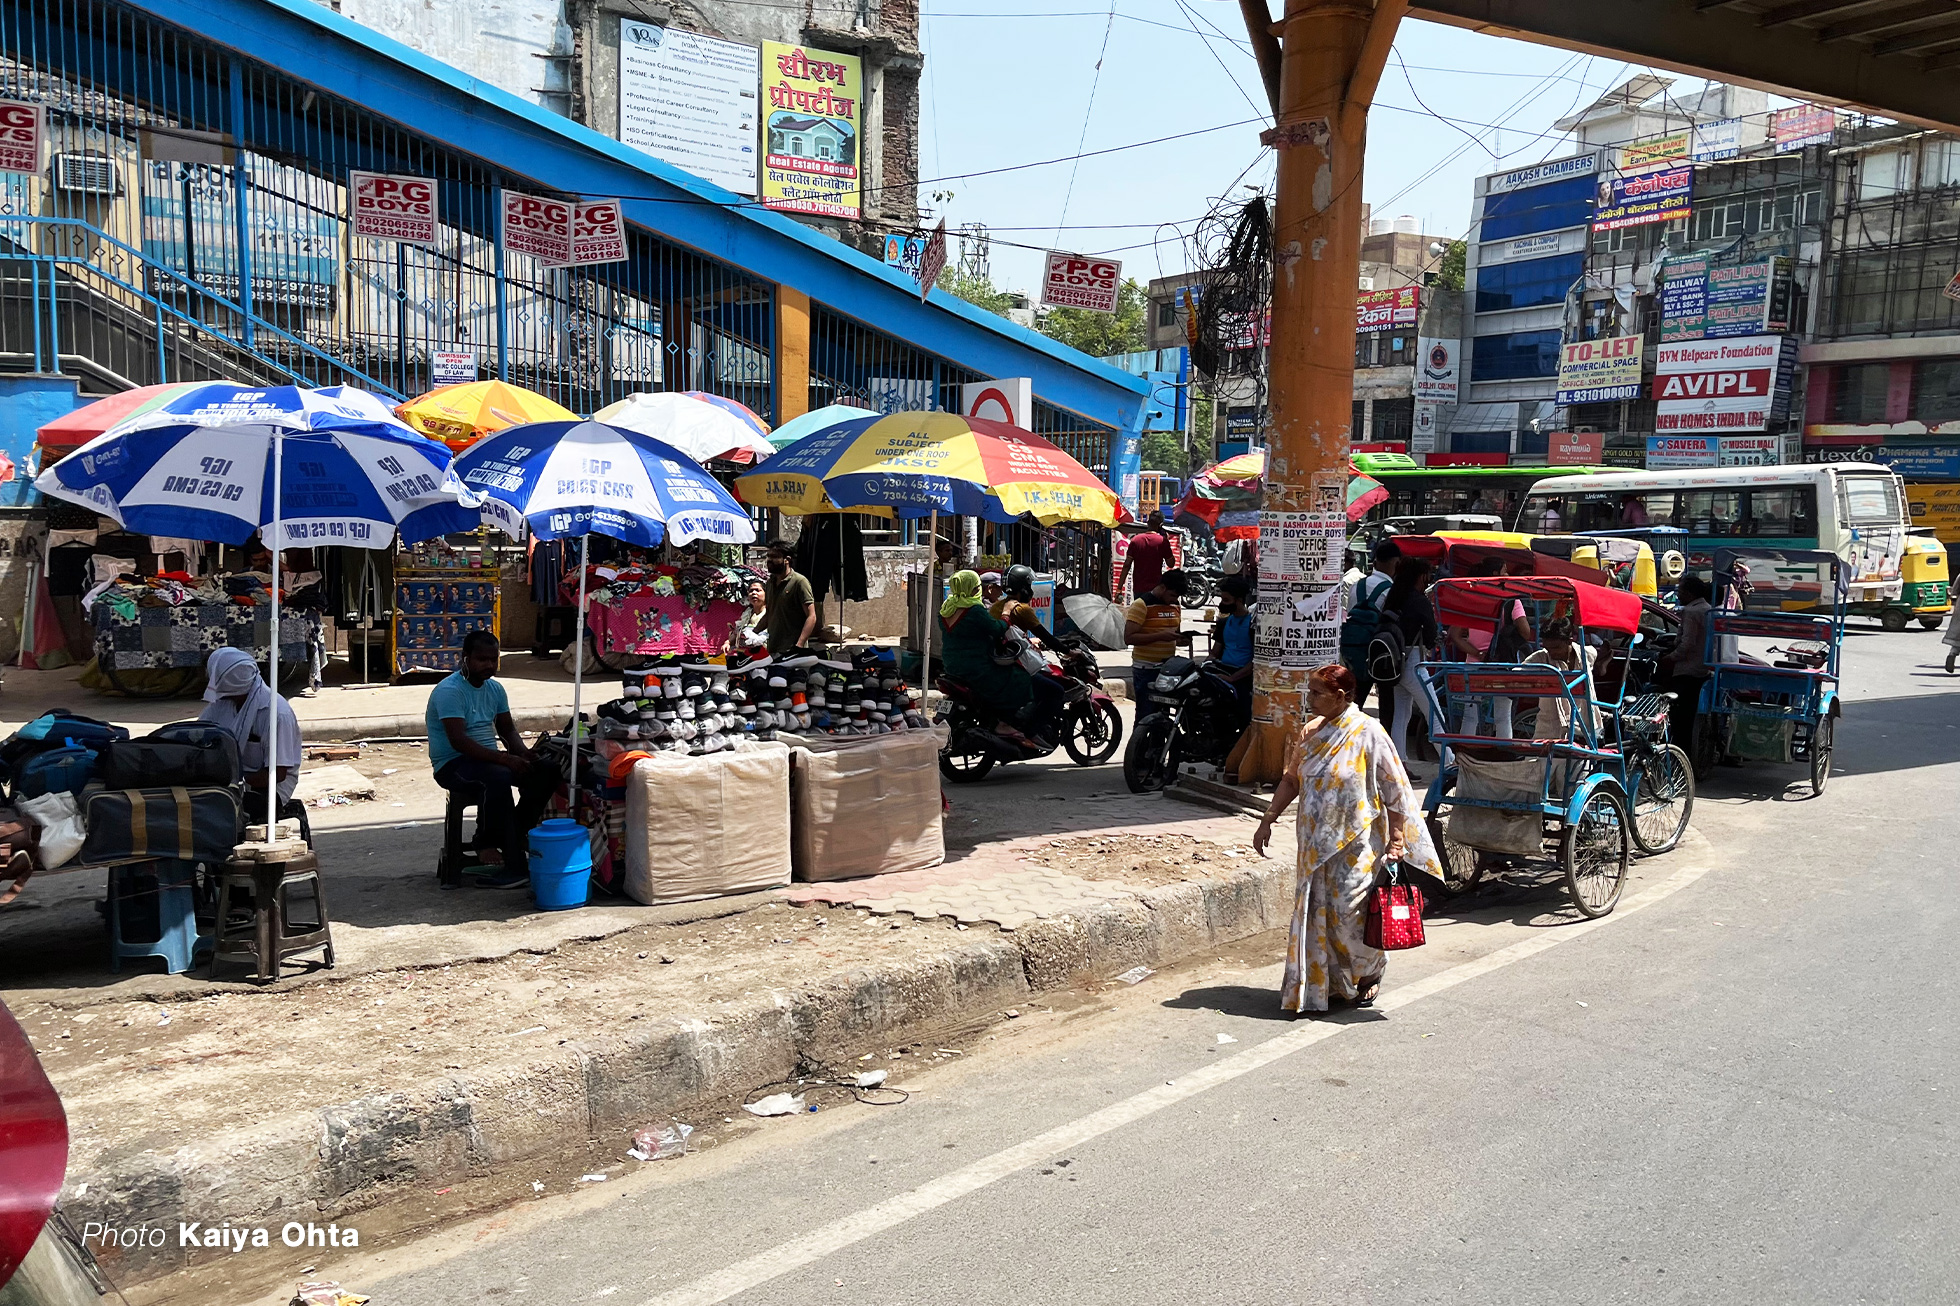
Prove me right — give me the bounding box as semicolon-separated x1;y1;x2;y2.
735;410;1123;526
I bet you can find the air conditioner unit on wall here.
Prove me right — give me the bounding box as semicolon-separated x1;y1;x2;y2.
51;152;119;195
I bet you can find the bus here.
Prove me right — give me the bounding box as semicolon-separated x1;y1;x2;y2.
1349;452;1610;524
1516;464;1912;604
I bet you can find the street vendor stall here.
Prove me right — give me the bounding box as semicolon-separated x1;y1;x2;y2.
88;573;323;697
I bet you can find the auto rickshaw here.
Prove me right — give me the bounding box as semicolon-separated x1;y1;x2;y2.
1901;529;1950;630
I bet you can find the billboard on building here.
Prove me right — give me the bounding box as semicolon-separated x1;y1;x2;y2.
1593;166;1693;232
760;42;862;219
1414;338;1460;403
1692;119;1743;162
1647;435;1718;469
1654;334;1799;433
1772;105;1837;152
1661;255;1796;341
1356;285;1418;332
618;20;760;197
1548;430;1605;466
141;161;337;309
1619;130;1688;174
1485;152;1599;195
1718;435;1783;466
1555;335;1644;405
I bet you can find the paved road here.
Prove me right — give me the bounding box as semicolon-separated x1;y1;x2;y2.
264;623;1960;1305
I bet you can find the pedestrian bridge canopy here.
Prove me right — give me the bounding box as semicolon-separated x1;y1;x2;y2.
1411;0;1960;136
0;0;1150;486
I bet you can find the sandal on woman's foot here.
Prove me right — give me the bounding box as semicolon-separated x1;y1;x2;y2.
1355;978;1382;1006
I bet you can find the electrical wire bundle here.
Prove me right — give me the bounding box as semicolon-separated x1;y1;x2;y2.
1183;192;1273;383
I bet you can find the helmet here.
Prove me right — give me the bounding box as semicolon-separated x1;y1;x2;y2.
1003;564;1036;601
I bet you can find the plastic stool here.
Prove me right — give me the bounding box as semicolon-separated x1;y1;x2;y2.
210;852;333;981
438;782;487;888
107;860;203;976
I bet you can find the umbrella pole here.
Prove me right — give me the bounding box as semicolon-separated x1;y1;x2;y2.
925;508;936;689
267;429;282;830
568;531;589;795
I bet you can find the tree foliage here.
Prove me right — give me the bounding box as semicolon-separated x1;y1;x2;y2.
1036;277;1149;357
1436;240;1466;292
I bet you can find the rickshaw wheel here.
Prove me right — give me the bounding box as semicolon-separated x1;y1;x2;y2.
1689;714;1721;782
1630;743;1694;856
1423;812;1485;897
1809;717;1833;797
1561;788;1630;918
1920;616;1945;630
1880;608;1910;632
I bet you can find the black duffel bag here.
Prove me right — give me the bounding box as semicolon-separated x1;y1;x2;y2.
97;724;242;790
81;785;242;867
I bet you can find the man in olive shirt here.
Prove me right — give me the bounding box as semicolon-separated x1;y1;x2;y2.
763;538;817;656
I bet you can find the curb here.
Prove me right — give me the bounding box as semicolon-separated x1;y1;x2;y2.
67;854;1290;1281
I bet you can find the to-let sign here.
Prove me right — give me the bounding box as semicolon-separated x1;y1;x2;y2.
1040;251;1123;313
0;99;42;175
349;172;438;245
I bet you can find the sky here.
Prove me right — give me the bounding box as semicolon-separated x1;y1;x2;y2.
915;1;1674;293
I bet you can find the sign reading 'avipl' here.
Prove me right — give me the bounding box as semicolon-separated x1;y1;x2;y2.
348;172;438;245
0;99;43;175
1654;334;1799;433
1039;252;1123;314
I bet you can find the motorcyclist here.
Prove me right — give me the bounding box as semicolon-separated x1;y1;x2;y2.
938;569;1056;751
992;565;1067;743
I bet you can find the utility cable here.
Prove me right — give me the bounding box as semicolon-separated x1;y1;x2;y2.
1053;0;1120;243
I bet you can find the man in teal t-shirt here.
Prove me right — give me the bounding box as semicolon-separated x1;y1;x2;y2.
427;630;556;888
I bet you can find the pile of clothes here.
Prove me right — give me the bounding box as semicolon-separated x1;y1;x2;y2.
579;560;758;611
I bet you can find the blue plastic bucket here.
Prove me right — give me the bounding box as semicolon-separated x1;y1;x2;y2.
526;819;592;911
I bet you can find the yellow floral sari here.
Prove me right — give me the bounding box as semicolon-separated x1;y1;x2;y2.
1281;704;1441;1013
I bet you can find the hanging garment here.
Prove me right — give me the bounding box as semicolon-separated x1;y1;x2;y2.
795;515;868;602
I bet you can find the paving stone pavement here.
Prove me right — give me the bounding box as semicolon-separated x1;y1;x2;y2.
780;808;1275;931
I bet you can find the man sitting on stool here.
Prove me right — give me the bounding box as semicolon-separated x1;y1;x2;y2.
427;630;556;889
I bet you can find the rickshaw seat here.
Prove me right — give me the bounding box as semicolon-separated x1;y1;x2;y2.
1442;668;1575;698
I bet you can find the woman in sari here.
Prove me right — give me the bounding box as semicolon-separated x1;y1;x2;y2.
1252;663;1441;1014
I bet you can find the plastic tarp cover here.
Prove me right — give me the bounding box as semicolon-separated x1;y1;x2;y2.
624;742;791;904
789;727;946;882
1445;752;1552;856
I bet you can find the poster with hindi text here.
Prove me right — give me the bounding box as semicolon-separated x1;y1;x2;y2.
760;42;862;220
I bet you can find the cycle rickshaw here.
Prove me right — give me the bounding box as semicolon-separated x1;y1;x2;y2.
1694;547;1845;797
1418;574;1695;918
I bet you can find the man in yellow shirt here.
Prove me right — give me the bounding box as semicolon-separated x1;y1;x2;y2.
1124;568;1189;704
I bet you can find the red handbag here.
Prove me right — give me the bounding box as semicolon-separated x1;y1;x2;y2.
1364;864;1426;950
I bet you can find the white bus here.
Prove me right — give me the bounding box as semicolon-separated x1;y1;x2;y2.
1516;464;1911;603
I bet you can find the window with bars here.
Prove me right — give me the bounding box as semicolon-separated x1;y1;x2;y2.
1687;188;1822;243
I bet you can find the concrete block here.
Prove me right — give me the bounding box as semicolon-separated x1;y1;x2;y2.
1079;897;1161;977
1015;913;1092;990
1139;879;1211;961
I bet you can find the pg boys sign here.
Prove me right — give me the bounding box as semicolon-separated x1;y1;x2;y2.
348;172;438;245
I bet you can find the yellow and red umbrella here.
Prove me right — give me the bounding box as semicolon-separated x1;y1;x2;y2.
1175;448;1387;535
734;410;1124;526
396;381;575;450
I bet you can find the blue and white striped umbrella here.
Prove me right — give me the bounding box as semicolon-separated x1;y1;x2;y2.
448;420;756;547
35;383;473;547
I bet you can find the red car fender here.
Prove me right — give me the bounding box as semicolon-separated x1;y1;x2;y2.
0;999;67;1288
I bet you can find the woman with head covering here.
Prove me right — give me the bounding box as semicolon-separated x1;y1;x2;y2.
198;646;302;822
937;569;1043;748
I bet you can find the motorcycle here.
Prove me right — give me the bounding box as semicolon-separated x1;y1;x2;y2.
1123;654;1244;793
936;634;1125;782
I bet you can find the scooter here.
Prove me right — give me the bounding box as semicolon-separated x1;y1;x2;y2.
935;635;1124;782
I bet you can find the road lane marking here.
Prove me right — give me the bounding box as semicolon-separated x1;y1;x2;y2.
642;862;1711;1306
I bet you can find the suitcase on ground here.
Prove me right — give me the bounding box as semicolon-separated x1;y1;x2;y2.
80;786;242;866
98;726;242;789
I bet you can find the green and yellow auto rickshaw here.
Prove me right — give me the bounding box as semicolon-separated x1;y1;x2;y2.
1902;529;1951;630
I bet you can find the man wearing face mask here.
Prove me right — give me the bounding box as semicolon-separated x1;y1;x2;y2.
762;538;817;656
426;629;555;888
